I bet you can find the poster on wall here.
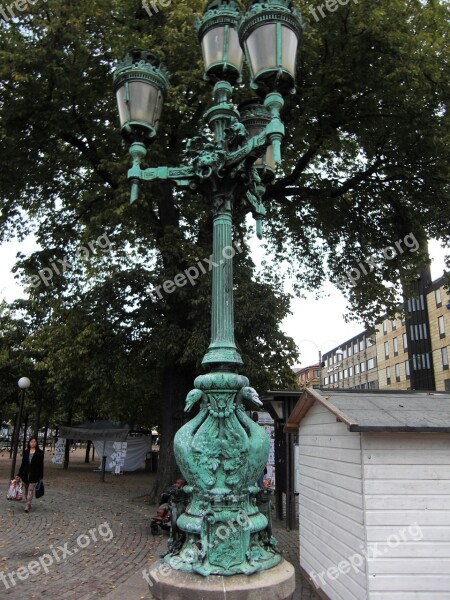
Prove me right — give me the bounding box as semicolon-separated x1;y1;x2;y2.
109;441;127;475
52;438;66;464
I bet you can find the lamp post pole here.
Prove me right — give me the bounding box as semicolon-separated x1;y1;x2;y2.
10;377;31;481
113;0;303;585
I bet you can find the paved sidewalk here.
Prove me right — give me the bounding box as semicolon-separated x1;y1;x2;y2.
0;450;317;599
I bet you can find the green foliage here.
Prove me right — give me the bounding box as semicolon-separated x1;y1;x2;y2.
0;0;448;428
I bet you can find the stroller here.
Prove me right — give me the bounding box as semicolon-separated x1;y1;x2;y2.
150;479;187;536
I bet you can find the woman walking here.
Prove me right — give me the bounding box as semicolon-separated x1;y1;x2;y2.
16;436;44;513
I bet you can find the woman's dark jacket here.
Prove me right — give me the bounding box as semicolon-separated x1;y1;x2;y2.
18;449;44;484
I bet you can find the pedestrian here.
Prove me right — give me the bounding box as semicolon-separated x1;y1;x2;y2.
16;436;44;513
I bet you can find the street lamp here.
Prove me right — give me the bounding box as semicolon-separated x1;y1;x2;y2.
10;377;31;480
240;0;302;96
197;0;244;84
113;0;303;588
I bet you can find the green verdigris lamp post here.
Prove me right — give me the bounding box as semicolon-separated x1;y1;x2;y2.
114;1;303;597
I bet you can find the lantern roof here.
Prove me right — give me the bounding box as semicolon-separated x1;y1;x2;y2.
113;49;169;97
196;0;242;40
240;0;304;43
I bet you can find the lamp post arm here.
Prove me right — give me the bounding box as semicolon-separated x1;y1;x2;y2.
128;166;196;203
127;141;197;204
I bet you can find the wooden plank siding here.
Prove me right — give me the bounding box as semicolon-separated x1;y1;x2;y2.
362;432;450;599
298;402;367;600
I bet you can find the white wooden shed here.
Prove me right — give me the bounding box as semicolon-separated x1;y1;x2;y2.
284;389;450;600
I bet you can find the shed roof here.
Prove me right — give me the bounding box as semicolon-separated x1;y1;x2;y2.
284;389;450;433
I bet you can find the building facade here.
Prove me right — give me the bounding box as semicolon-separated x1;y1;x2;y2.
320;273;449;391
322;332;379;390
295;364;321;389
427;277;450;391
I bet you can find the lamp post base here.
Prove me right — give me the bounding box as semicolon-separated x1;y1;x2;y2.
147;558;295;600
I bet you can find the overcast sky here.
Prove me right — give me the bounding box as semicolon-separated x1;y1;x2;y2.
0;234;447;368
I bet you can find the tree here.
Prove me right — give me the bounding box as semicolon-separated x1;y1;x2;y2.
0;0;448;495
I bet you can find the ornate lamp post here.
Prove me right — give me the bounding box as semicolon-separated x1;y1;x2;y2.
114;0;303;595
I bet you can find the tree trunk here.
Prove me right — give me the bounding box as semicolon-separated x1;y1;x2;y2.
22;413;29;453
85;440;91;463
34;395;43;438
9;412;17;458
63;406;72;470
149;362;194;504
42;422;49;452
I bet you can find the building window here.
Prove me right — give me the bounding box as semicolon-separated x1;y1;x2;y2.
393;337;398;356
367;358;376;370
313;370;320;377
407;296;425;312
386;366;391;385
383;320;387;335
413;354;431;370
402;332;408;352
435;288;442;308
411;323;428;341
361;362;366;373
405;360;410;379
442;347;449;370
392;320;397;331
395;363;400;382
355;364;360;374
343;347;347;359
349;366;353;376
339;371;343;381
438;316;445;339
354;342;358;354
359;339;365;351
324;376;329;386
384;341;389;359
348;345;352;357
343;369;348;378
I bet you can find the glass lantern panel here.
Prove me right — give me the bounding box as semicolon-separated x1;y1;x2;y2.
265;144;276;170
246;125;264;165
116;86;130;128
128;80;160;127
202;27;225;70
246;125;275;169
245;23;277;76
227;28;244;71
281;27;298;76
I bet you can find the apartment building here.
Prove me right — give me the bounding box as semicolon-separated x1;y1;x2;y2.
376;315;409;389
320;271;449;391
295;364;321;389
427;277;450;391
322;331;379;390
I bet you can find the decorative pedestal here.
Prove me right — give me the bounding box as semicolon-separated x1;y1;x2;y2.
148;559;296;600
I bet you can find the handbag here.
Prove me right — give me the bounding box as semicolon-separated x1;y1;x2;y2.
7;479;23;501
35;480;45;498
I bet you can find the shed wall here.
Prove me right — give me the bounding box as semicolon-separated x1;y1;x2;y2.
298;401;367;600
362;432;450;600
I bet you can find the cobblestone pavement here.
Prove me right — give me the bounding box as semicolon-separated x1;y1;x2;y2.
0;449;318;599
